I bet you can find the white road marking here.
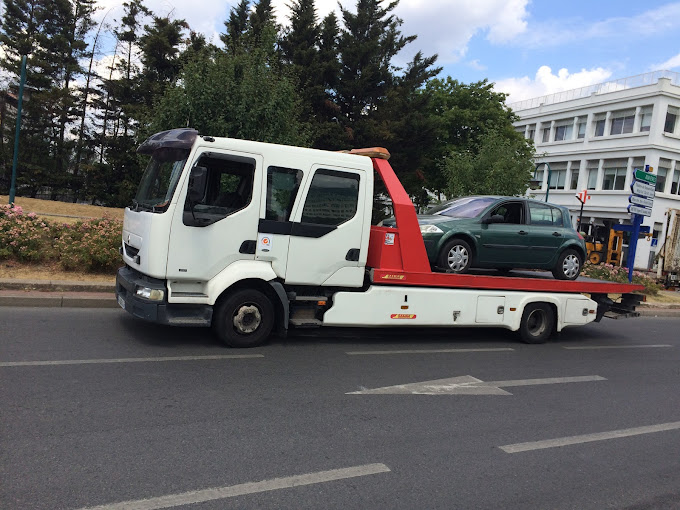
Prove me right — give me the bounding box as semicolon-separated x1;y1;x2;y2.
0;354;263;367
348;375;605;395
346;348;514;355
77;463;391;510
563;345;672;350
500;421;680;453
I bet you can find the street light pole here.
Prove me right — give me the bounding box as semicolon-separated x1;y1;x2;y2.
534;162;553;202
9;55;27;207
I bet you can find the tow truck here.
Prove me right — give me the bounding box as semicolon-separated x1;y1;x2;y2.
115;128;644;347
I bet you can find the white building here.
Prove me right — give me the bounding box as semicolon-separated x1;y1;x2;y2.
510;70;680;270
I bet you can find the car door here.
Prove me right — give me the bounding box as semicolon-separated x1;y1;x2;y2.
527;202;566;264
477;200;529;265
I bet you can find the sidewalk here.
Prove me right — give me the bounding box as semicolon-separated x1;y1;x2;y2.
1;277;679;316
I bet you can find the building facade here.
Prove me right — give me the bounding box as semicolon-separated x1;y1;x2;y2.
510;71;680;270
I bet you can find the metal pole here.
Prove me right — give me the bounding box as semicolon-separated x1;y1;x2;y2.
544;162;552;202
9;55;27;206
578;199;585;232
627;214;643;283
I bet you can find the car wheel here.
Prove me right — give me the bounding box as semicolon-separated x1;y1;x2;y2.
519;303;555;344
213;289;274;348
438;238;472;273
552;249;582;280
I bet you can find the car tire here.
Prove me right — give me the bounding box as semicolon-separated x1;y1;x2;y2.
213;289;274;348
438;238;472;273
552;249;583;280
519;303;555;344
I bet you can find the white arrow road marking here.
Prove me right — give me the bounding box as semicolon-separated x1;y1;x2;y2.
77;463;391;510
347;375;606;395
500;421;680;453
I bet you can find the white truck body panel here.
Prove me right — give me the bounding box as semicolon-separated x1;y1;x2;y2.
323;286;597;331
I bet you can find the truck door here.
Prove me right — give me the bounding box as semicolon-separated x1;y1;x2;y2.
282;167;366;287
166;149;262;283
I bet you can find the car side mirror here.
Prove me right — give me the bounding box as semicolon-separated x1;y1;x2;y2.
188;166;207;202
483;214;505;224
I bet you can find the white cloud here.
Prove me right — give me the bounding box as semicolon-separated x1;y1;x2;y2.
651;52;680;71
494;66;614;103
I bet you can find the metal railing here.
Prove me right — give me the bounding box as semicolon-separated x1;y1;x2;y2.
508;70;680;112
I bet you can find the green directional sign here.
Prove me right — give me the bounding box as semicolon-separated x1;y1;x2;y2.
634;169;657;185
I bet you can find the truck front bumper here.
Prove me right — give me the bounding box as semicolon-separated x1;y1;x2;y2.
115;266;212;326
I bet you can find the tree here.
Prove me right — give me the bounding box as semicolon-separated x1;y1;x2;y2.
220;0;249;54
424;77;535;200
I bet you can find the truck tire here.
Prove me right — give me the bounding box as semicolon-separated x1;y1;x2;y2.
552;249;582;280
438;238;472;273
213;289;274;348
519;303;555;344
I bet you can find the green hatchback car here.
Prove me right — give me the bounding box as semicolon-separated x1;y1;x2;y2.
386;196;586;280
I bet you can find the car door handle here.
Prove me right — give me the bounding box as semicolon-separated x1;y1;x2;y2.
518;230;528;235
552;232;562;237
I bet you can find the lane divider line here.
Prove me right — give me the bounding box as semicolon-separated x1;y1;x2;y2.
0;354;264;367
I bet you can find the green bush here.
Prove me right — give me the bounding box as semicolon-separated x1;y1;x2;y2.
0;204;122;273
581;262;661;295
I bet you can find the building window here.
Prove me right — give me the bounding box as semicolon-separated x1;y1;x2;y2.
594;118;606;137
570;170;580;190
639;106;653;132
602;166;627;190
548;170;566;189
656;167;668;192
527;124;536;140
610;110;635;135
671;169;680;195
541;127;550;143
577;118;587;138
515;125;525;135
554;123;573;141
532;169;545;189
664;107;678;133
587;168;598;190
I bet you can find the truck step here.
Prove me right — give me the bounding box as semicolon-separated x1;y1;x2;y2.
290;318;323;328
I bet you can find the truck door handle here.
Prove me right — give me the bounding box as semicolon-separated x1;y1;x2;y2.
346;248;360;261
518;230;528;235
552;232;562;237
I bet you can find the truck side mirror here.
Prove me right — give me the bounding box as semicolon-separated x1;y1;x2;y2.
188;166;207;202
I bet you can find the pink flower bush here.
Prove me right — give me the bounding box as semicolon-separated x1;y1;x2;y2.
581;261;661;295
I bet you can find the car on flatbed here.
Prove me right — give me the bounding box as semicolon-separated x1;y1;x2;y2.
384;196;586;280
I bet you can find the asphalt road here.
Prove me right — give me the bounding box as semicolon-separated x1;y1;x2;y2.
2;308;680;510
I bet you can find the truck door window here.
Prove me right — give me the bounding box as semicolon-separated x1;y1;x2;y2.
266;166;303;221
183;153;255;227
301;170;360;226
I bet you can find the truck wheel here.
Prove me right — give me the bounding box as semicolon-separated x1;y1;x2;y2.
438;239;472;273
213;289;274;348
519;303;555;344
552;249;582;280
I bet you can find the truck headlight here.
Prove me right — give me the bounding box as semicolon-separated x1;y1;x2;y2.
135;286;165;301
420;224;443;234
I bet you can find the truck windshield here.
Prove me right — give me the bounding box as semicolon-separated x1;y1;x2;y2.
133;148;189;212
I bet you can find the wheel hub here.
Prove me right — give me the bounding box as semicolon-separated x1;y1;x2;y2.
233;304;261;334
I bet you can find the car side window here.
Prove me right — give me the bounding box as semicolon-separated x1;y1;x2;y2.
490;202;524;224
529;203;563;226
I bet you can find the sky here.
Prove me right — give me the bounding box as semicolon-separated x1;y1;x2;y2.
4;0;680;104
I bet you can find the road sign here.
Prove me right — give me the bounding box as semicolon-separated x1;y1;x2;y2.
634;169;657;185
631;180;655;198
629;195;654;208
628;204;652;217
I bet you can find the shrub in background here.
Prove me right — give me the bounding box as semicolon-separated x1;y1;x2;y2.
0;205;56;262
581;262;661;295
1;204;122;273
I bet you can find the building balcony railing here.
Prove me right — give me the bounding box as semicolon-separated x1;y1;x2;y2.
508;70;680;112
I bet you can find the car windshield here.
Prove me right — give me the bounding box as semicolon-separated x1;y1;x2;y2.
134;148;190;212
433;197;496;218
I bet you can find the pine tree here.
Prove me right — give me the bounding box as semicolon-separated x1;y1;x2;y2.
220;0;249;54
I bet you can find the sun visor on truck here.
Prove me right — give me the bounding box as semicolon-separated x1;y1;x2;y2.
137;128;199;155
